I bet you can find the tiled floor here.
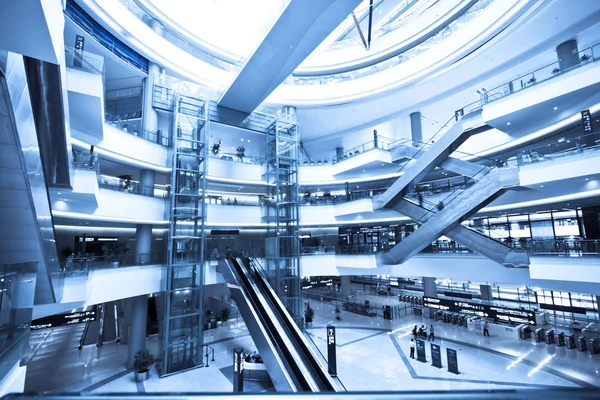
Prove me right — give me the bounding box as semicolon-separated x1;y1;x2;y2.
23;296;600;394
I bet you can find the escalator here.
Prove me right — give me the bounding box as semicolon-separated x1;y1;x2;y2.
79;301;120;347
374;109;529;267
220;257;337;393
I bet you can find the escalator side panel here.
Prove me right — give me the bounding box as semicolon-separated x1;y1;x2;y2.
220;259;298;392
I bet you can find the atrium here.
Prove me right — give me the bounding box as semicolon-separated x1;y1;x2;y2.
0;0;599;398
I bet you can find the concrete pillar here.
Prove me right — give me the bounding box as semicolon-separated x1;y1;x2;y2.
336;147;344;162
423;277;437;297
139;169;155;197
127;295;148;368
136;224;153;264
480;285;493;301
119;297;132;344
142;62;161;139
556;40;579;71
341;276;351;299
410;112;422;147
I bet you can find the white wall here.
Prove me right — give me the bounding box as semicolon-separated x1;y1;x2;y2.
208;159;263;182
0;363;26;398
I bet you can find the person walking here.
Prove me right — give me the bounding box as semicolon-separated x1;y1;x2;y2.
418;192;424;207
427;325;435;342
483;320;490;337
409;339;415;359
412;325;418;339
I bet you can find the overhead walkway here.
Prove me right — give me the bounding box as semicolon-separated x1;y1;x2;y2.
220;257;337;393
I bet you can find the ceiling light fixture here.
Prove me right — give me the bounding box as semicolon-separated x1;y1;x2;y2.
507;122;511;126
554;106;558;110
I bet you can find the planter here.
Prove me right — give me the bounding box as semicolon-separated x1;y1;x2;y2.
134;369;150;382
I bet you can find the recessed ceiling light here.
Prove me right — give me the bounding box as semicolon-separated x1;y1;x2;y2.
540;185;544;188
57;192;62;195
553;106;558;110
241;138;244;141
585;178;590;181
363;169;366;172
506;122;511;126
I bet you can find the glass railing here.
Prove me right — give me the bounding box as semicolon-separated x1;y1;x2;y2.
208;151;265;165
287;0;495;85
303;136;412;165
300;189;386;206
65;47;104;74
98;175;170;199
64;253;166;273
517;130;600;166
72;149;99;171
486;43;600;103
116;0;236;72
105;113;170;147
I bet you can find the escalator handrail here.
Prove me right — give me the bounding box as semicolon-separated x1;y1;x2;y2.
245;258;338;392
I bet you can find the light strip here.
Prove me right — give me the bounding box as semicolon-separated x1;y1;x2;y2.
52;210;168;225
480;189;600;213
527;354;554;377
506;350;533;371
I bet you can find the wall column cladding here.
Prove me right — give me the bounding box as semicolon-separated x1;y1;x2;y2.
423;277;437;297
480;284;493;301
581;206;600;239
556;39;580;71
139;169;155;197
340;275;351;299
410;112;423;145
142;62;161;135
126;295;148;368
136;224;153;264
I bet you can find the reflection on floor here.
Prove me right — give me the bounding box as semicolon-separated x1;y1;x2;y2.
304;298;600;391
23;296;600;394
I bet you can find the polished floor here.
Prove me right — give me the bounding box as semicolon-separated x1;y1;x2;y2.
23;296;600;394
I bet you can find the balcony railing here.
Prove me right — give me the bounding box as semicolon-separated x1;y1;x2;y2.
72;149;99;171
208;151;265;165
65;253;166;273
99;175;170;199
65;46;104;74
518;130;600;166
105;112;170;147
486;43;600;103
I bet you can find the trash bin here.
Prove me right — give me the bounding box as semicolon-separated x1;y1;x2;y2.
545;329;555;344
556;332;565;347
576;335;587;352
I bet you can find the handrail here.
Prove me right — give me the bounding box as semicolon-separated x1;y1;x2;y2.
517;129;600;166
64;46;104;75
98;174;170;199
485;43;600;104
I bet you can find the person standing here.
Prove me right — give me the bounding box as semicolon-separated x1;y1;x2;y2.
427;325;435;342
483;320;490;337
412;325;418;339
409;339;415;359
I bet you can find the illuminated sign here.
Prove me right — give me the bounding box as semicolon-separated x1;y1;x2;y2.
423;296;536;325
31;307;97;330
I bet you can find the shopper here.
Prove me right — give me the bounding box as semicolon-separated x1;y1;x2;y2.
210;247;219;259
428;325;435;342
483;320;490;337
225;246;232;258
412;325;418;338
409;339;415;359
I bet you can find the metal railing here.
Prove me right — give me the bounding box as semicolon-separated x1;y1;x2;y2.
64;253;166;273
486;43;600;103
98;175;170;199
208;151;265;165
517;130;600;166
105;112;170;147
72;149;99;171
65;47;104;74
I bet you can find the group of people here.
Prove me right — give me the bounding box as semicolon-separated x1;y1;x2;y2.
409;324;435;359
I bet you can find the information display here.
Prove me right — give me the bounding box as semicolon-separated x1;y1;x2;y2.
447;348;459;374
31;307;96;330
416;339;427;363
233;347;244;392
327;325;337;376
423;296;537;325
581;109;593;132
431;343;442;368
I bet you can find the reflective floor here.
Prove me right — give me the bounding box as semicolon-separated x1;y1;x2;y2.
23;296;600;394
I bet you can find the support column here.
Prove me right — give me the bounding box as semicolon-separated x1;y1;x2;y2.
136;224;153;264
127;295;148;368
556;40;579;71
142;62;161;141
340;276;351;299
423;277;437;297
336;147;344;162
410;112;422;147
139;169;155;197
480;285;493;301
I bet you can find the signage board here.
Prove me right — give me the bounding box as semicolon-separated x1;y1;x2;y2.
581;109;593;132
74;35;85;68
423;296;537;325
416;339;427;363
431;343;442;368
31;307;96;330
447;291;473;299
327;325;337;376
233;348;244;392
539;303;587;315
447;348;459;374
